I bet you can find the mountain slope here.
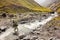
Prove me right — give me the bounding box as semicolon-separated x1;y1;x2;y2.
0;0;52;13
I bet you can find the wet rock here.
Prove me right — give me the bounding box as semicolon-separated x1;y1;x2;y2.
50;38;53;40
15;39;19;40
19;35;26;39
20;21;27;24
54;27;58;30
1;13;6;18
42;15;46;17
0;28;7;32
50;12;54;14
1;28;7;32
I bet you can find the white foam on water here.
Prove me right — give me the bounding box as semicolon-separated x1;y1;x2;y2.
17;12;58;35
18;12;58;30
0;12;58;40
0;27;14;40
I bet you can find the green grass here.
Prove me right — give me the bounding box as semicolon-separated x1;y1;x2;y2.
0;0;52;13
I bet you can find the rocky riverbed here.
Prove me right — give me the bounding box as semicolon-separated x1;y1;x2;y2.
0;12;60;40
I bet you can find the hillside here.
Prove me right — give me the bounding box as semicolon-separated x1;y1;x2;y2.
0;0;52;13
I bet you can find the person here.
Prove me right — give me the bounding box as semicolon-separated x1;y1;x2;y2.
13;20;19;36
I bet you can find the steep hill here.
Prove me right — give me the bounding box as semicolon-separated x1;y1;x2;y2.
0;0;52;13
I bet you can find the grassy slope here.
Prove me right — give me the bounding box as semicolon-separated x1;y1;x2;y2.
0;5;32;14
0;0;52;13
